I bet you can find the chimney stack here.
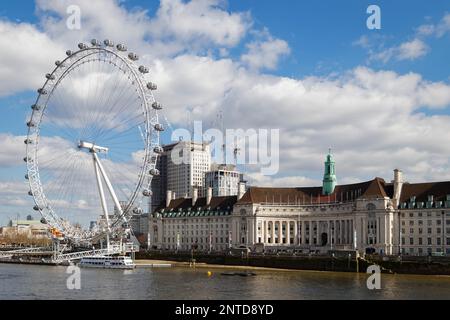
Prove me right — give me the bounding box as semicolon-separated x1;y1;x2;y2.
206;187;212;205
192;187;198;206
238;182;246;200
166;190;172;207
393;169;403;208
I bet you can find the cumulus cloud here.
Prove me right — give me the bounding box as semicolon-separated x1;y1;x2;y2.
368;38;429;63
0;0;256;98
416;13;450;38
396;39;429;60
152;0;251;49
246;172;319;188
35;0;250;57
357;12;450;64
241;32;290;70
0;20;64;96
0;133;26;167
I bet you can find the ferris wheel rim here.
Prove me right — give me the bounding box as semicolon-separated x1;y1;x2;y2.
25;40;162;242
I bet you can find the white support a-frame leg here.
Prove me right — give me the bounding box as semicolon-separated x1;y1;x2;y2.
92;152;125;222
93;156;111;249
78;140;128;251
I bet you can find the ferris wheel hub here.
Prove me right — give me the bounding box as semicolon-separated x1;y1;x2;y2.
78;140;109;153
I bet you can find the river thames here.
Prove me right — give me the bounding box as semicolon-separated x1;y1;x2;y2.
1;264;450;300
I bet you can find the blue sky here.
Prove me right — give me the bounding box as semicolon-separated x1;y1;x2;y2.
0;0;449;225
0;1;448;133
1;1;449;80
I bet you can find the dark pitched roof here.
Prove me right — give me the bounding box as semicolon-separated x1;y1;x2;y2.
237;177;390;205
153;195;238;213
400;181;450;203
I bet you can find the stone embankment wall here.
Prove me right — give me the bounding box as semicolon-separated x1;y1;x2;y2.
136;251;450;275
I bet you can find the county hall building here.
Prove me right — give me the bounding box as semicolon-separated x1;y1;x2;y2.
149;151;450;256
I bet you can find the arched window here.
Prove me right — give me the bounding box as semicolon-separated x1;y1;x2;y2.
366;203;376;211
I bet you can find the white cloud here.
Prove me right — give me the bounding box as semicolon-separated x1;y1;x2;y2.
417;13;450;38
151;0;251;48
369;38;429;63
241;33;290;70
0;20;64;96
246;172;319;188
352;35;370;49
435;13;450;37
356;12;450;64
416;24;435;36
396;39;429;60
0;0;254;98
36;0;251;57
0;133;26;167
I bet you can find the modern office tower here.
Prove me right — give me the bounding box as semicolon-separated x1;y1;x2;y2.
205;164;245;197
150;141;211;212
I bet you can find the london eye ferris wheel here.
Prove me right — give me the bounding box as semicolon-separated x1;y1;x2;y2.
24;39;164;244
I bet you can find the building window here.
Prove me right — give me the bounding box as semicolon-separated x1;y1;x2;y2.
428;228;432;234
428;238;432;245
401;221;405;226
409;221;414;226
437;238;441;245
419;238;423;245
409;213;414;218
447;238;450;245
401;238;405;245
410;238;414;245
410;228;414;234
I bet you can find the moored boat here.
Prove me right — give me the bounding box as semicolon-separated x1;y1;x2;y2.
78;255;135;269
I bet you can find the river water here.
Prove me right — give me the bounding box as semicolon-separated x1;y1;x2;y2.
1;264;449;300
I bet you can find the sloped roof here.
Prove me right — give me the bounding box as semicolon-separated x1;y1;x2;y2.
237;177;391;205
399;181;450;203
154;195;238;213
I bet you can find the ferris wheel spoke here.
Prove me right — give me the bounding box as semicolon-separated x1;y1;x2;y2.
87;57;112;139
99;120;147;143
77;60;94;140
40;155;81;208
92;59;124;125
93;84;141;138
97;113;144;143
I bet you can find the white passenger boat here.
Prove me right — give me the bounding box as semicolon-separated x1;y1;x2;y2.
78;256;135;269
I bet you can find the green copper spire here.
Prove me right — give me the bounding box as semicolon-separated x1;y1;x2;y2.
322;148;337;195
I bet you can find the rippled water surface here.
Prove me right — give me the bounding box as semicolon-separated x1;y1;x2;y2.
1;264;449;300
